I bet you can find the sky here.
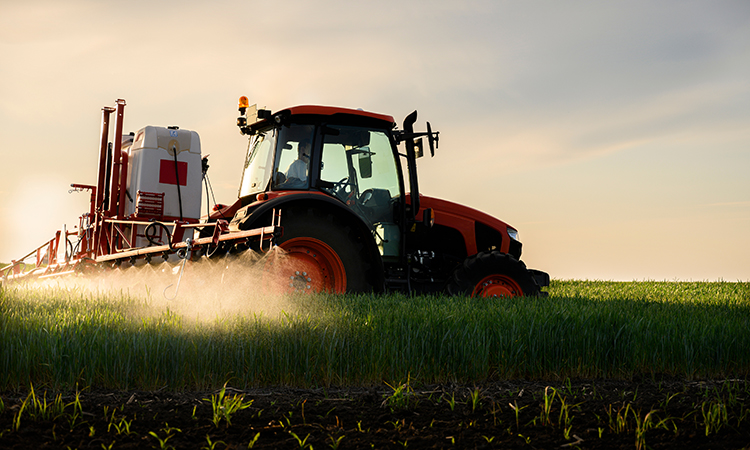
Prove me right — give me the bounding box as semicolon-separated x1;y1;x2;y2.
1;0;748;281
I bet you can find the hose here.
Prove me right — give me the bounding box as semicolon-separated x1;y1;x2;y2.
172;148;184;221
144;222;174;251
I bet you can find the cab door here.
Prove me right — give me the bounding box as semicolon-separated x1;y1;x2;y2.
317;125;403;261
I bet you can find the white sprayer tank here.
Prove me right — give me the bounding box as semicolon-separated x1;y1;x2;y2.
125;126;202;222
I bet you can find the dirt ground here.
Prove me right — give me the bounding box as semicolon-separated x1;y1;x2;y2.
2;378;749;449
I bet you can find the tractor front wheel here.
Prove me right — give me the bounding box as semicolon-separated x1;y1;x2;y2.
447;251;541;298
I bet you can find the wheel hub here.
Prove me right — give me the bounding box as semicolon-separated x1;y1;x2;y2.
289;271;312;291
473;275;523;298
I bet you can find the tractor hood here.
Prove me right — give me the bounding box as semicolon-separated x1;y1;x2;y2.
407;194;519;256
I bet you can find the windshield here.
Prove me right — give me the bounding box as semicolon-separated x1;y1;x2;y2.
238;128;276;198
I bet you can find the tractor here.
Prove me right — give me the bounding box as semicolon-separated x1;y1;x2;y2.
208;97;549;297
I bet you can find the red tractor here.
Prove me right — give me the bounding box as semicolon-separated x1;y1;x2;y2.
209;98;549;297
2;98;548;298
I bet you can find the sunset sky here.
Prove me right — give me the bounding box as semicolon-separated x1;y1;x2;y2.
1;0;748;281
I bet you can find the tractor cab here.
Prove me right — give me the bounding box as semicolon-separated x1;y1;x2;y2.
234;101;411;262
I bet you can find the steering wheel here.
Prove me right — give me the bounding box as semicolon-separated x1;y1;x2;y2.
330;176;358;202
332;177;349;190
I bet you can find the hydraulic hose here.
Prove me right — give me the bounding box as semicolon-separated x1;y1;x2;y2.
144;222;174;251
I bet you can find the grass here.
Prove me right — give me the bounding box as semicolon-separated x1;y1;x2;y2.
1;280;749;390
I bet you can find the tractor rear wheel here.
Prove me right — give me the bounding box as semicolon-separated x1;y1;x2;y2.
447;251;540;298
272;206;376;294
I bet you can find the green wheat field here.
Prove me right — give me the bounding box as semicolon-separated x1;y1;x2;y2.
1;280;749;391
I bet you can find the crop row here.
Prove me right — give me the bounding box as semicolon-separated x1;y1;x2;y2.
2;379;750;449
1;280;749;390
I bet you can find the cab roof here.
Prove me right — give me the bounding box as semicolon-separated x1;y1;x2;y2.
243;104;396;135
280;105;395;126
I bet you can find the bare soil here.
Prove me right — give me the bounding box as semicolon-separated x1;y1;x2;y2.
2;378;749;449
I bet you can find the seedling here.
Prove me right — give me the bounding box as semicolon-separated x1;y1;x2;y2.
701;400;728;436
327;433;345;449
149;430;175;450
247;432;261;448
468;387;481;413
634;410;654;450
606;403;632;434
203;434;226;450
383;376;417;411
287;430;311;449
540;386;556;426
444;393;456;411
387;418;405;430
509;401;528;431
204;384;254;427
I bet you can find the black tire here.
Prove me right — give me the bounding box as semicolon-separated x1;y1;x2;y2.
447;251;541;297
277;206;381;293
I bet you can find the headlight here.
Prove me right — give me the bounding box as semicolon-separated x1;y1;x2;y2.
507;227;519;241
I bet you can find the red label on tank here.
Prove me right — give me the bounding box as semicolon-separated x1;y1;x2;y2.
159;160;188;186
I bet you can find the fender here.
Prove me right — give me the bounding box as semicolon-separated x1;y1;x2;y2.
230;191;386;287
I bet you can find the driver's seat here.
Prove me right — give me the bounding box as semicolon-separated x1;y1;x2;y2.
360;188;392;224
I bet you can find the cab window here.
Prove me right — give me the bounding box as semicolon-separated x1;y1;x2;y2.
272;124;315;190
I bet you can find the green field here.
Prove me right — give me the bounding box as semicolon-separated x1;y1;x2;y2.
1;280;749;391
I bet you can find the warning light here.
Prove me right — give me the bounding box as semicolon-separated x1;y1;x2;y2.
239;96;249;109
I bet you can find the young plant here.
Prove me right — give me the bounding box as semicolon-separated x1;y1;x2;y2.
444;393;456;411
287;430;312;449
633;410;652;450
509;401;528;432
701;400;728;436
113;417;135;436
468;387;482;413
148;430;174;450
557;395;580;431
327;433;345;449
383;376;416;412
204;384;254;427
247;432;261;448
606;403;632;434
540;386;557;426
202;434;226;450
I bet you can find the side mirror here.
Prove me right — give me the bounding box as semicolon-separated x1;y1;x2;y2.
358;151;373;178
426;122;437;157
